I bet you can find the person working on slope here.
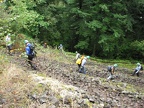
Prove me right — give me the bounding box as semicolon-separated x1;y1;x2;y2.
5;33;13;55
58;44;63;50
79;56;90;74
75;51;80;60
131;63;142;77
43;42;48;48
24;40;36;70
107;64;118;80
76;55;82;71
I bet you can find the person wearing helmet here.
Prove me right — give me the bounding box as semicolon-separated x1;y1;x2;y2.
131;63;142;77
58;44;64;54
58;44;63;50
5;33;13;55
24;40;36;70
75;51;80;60
79;56;90;74
107;64;118;80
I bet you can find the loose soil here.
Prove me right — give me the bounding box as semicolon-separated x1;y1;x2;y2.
3;49;144;108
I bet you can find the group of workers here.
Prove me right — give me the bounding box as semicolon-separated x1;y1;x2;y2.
75;51;143;80
5;34;37;69
5;33;143;80
75;51;118;80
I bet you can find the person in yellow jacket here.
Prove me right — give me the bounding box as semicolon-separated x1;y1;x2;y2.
76;57;81;69
76;55;85;71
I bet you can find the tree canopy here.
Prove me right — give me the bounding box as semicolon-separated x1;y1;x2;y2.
0;0;144;61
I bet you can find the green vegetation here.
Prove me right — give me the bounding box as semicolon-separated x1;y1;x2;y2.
97;59;137;69
0;0;144;61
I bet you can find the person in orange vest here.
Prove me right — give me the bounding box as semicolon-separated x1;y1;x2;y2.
80;55;85;61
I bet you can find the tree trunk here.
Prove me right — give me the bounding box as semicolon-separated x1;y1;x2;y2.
92;43;96;56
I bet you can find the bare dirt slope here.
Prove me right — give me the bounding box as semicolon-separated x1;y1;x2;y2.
5;48;144;108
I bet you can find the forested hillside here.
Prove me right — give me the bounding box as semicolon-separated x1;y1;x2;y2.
0;0;144;61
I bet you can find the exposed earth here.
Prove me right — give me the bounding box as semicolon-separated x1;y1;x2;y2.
0;47;144;108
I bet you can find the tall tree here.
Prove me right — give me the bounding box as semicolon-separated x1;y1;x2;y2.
59;0;130;58
2;0;144;60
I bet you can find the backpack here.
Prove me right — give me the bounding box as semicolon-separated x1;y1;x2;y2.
76;58;81;65
107;66;112;72
141;66;143;70
29;43;36;57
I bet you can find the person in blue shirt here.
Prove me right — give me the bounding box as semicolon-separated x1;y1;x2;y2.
131;63;142;77
24;40;36;70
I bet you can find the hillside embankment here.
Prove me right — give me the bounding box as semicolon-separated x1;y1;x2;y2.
0;47;144;108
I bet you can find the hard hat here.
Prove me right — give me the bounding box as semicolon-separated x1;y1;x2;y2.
24;40;29;44
137;63;140;66
86;56;90;59
114;64;118;67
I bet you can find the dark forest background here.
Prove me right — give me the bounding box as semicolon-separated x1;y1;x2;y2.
0;0;144;61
